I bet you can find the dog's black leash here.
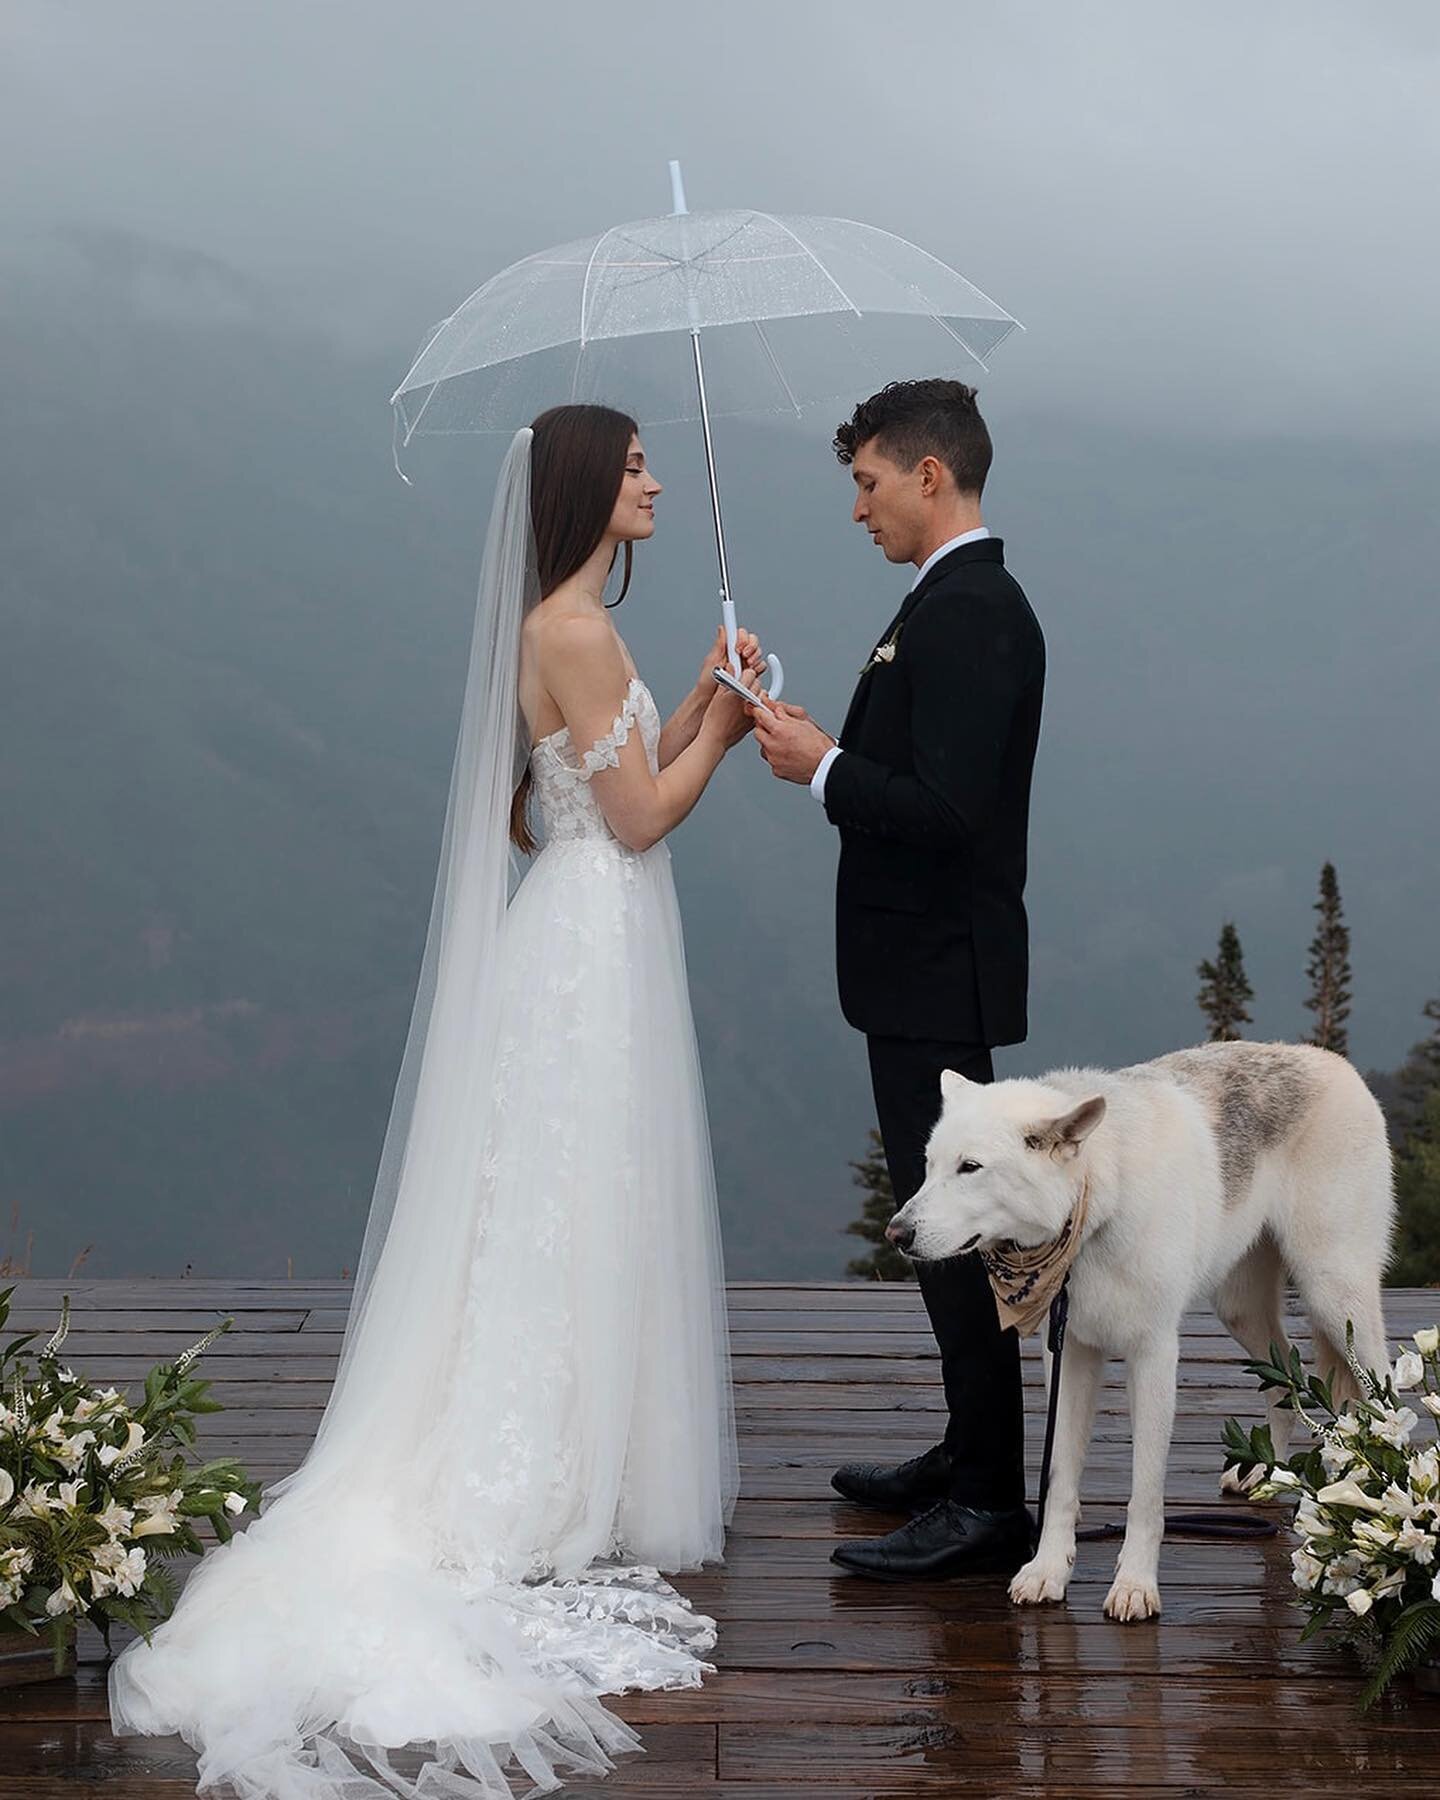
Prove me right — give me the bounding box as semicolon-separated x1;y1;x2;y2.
1036;1276;1276;1544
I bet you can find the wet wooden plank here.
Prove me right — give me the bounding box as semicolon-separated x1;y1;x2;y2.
7;1279;1438;1798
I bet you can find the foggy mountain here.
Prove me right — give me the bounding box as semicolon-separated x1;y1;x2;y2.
3;228;1437;1278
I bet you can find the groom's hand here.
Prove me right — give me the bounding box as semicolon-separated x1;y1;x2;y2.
752;701;835;785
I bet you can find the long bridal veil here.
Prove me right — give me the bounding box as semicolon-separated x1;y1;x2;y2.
109;428;731;1798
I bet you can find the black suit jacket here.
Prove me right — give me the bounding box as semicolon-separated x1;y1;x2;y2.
823;538;1045;1046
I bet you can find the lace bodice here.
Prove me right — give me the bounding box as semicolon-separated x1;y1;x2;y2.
530;677;662;845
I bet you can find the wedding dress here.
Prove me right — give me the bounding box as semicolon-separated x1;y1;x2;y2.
109;431;739;1798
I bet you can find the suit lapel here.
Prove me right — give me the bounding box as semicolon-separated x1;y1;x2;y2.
840;540;1006;748
839;599;905;745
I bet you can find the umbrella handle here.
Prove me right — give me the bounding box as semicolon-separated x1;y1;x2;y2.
723;597;786;702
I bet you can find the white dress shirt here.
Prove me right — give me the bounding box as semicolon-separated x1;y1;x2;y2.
810;528;992;803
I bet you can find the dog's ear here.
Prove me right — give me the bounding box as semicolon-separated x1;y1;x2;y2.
939;1069;973;1103
1030;1095;1107;1160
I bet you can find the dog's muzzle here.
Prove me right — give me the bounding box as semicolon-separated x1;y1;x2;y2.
884;1218;915;1251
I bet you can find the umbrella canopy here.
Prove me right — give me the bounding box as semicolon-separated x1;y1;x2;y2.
392;175;1022;696
392;205;1020;439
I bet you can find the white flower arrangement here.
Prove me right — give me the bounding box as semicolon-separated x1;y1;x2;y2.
1223;1323;1440;1706
0;1286;259;1672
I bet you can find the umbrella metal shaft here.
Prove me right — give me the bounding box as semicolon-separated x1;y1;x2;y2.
689;328;737;642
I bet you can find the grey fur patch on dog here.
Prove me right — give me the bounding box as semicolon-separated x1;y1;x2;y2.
1151;1043;1322;1208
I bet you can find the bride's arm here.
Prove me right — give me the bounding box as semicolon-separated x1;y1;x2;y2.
544;618;759;852
658;627;767;768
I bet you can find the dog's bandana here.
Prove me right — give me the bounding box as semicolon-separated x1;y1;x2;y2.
980;1178;1091;1338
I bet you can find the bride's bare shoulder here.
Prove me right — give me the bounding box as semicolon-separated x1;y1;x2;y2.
527;603;632;680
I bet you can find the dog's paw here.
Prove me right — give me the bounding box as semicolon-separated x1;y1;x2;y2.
1008;1556;1071;1606
1103;1572;1162;1622
1219;1461;1264;1496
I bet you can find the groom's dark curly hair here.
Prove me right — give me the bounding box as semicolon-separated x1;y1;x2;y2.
834;379;992;495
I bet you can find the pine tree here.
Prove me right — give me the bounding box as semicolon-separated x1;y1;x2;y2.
1197;922;1254;1043
844;1128;914;1281
1303;861;1353;1057
1395;994;1440;1136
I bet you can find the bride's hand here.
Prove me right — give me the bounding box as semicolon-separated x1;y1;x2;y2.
702;664;767;750
697;625;766;693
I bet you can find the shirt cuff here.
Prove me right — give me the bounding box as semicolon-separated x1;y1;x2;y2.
810;744;842;803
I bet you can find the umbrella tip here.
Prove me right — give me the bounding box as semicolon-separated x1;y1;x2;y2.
668;160;689;216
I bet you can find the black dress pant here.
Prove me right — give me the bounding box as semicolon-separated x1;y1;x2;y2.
865;1036;1026;1511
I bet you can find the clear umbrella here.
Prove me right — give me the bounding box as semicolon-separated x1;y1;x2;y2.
392;164;1022;694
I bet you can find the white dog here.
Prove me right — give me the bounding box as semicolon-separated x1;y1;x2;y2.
885;1041;1394;1622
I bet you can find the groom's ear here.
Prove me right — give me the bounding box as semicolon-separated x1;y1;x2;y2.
939;1068;972;1104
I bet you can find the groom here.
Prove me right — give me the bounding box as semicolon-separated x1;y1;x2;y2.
752;379;1045;1580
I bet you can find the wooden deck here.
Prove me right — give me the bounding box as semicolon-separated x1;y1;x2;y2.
3;1278;1439;1797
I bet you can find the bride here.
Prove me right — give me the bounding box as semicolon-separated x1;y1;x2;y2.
109;404;764;1798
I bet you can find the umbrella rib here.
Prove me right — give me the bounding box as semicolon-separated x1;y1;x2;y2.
578;225;621;349
389;264;526;403
932;313;993;373
749;211;862;318
751;321;803;418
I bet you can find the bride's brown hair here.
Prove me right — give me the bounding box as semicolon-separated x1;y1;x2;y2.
510;403;641;855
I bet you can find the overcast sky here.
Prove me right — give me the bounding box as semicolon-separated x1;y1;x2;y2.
5;1;1439;437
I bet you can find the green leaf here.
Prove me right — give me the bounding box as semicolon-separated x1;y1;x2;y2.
1358;1599;1440;1709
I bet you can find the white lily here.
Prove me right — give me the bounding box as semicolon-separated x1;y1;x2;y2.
96;1420;146;1468
1409;1448;1440;1493
1316;1478;1387;1514
131;1511;177;1538
1422;1393;1440;1418
0;1468;13;1506
1291;1547;1324;1591
1354;1519;1397;1549
1414;1327;1439;1356
1345;1587;1374;1616
1393;1351;1425;1392
1373;1407;1420;1450
94;1500;134;1540
223;1491;247;1516
44;1579;80;1617
52;1429;97;1472
1394;1522;1436;1565
1380;1482;1418;1520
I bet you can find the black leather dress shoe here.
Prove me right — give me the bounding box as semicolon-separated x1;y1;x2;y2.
830;1499;1035;1582
830;1444;952;1508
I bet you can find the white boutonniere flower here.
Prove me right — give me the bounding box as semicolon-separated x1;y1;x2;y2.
862;622;904;673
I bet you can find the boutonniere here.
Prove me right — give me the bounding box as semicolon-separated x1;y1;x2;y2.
862;621;903;674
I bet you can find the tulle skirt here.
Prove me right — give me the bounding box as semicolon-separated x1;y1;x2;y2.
109;834;738;1798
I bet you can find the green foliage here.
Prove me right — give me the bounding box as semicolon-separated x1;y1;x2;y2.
1197;921;1254;1042
844;1129;914;1282
1391;1088;1440;1286
1304;861;1353;1057
1358;1599;1440;1709
1395;997;1440;1136
0;1287;261;1642
1222;1325;1440;1707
